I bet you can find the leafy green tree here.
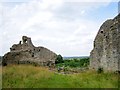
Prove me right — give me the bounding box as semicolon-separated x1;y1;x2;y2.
55;54;64;64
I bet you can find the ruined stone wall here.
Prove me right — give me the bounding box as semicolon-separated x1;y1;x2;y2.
90;14;120;72
0;56;2;65
3;36;57;67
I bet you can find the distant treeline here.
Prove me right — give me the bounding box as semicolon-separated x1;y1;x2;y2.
56;55;89;68
63;56;89;60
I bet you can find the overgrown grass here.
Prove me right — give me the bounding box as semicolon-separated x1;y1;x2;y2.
0;66;2;89
2;65;119;88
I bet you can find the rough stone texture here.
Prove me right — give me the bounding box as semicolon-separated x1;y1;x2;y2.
90;14;120;72
0;56;2;65
2;36;57;67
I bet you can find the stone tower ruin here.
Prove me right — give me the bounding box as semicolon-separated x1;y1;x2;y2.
2;36;57;67
90;14;120;72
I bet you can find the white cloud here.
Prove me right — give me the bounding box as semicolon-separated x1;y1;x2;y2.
65;0;119;2
1;0;116;56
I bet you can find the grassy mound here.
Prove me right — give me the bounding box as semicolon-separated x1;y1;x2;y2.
2;65;119;88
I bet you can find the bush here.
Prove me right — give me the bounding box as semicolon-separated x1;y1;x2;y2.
97;67;103;73
55;54;64;64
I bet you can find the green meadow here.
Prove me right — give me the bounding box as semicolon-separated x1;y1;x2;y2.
2;65;119;88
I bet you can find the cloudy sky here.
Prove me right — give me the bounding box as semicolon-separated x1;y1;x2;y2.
0;0;119;56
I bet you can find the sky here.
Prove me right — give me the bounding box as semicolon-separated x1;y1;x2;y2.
0;0;119;56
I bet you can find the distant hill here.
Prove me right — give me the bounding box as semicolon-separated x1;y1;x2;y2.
63;56;89;60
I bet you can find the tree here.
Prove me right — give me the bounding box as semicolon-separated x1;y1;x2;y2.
55;54;64;64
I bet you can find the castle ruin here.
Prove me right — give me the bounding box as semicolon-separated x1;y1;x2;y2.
2;36;57;67
90;14;120;72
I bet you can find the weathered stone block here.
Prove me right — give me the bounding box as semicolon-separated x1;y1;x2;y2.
2;36;57;67
90;14;120;72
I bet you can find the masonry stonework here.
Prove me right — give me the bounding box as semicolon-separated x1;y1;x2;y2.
2;36;57;67
90;14;120;72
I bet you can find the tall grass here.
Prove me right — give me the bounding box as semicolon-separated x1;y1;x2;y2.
2;65;119;88
0;66;2;89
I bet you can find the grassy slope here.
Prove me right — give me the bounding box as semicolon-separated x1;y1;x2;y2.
2;65;119;88
0;66;2;89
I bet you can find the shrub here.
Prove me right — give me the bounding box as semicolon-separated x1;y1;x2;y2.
97;67;103;73
55;54;64;64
